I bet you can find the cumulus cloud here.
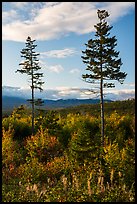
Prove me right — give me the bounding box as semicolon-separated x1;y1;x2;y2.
2;2;135;42
2;85;135;101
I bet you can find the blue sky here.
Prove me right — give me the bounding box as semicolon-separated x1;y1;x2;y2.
2;2;135;100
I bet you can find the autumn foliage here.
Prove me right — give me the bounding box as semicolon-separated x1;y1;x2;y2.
2;100;135;202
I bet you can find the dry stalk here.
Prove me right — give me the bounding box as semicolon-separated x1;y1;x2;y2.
61;174;68;191
72;172;79;191
87;171;93;196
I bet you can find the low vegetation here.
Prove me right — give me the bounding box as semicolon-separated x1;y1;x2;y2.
2;99;135;202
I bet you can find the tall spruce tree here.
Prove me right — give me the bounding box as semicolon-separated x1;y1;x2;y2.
81;10;127;146
16;36;44;135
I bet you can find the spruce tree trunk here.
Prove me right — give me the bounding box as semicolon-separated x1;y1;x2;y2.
100;77;104;147
31;54;34;135
100;17;104;147
32;82;34;135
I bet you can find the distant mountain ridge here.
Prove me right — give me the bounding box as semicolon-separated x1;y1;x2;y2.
2;96;27;110
2;95;112;111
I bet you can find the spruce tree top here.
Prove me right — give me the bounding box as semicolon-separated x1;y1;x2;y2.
82;9;127;87
16;36;44;91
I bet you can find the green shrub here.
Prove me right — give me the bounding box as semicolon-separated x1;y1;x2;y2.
105;112;134;147
102;139;135;189
2;116;32;141
35;110;61;136
69;118;100;165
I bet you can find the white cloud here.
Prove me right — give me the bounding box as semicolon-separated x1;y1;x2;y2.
2;10;18;23
48;64;64;73
38;60;64;73
10;2;29;9
2;85;30;98
2;2;135;42
101;2;135;22
45;2;60;7
40;48;77;58
70;68;80;74
121;82;135;88
2;85;135;101
40;87;93;100
104;89;135;101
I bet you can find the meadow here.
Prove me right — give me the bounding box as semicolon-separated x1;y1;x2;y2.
2;99;135;202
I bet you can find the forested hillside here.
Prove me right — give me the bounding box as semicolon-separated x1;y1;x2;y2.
2;98;135;118
57;99;135;117
2;99;135;202
2;96;111;117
